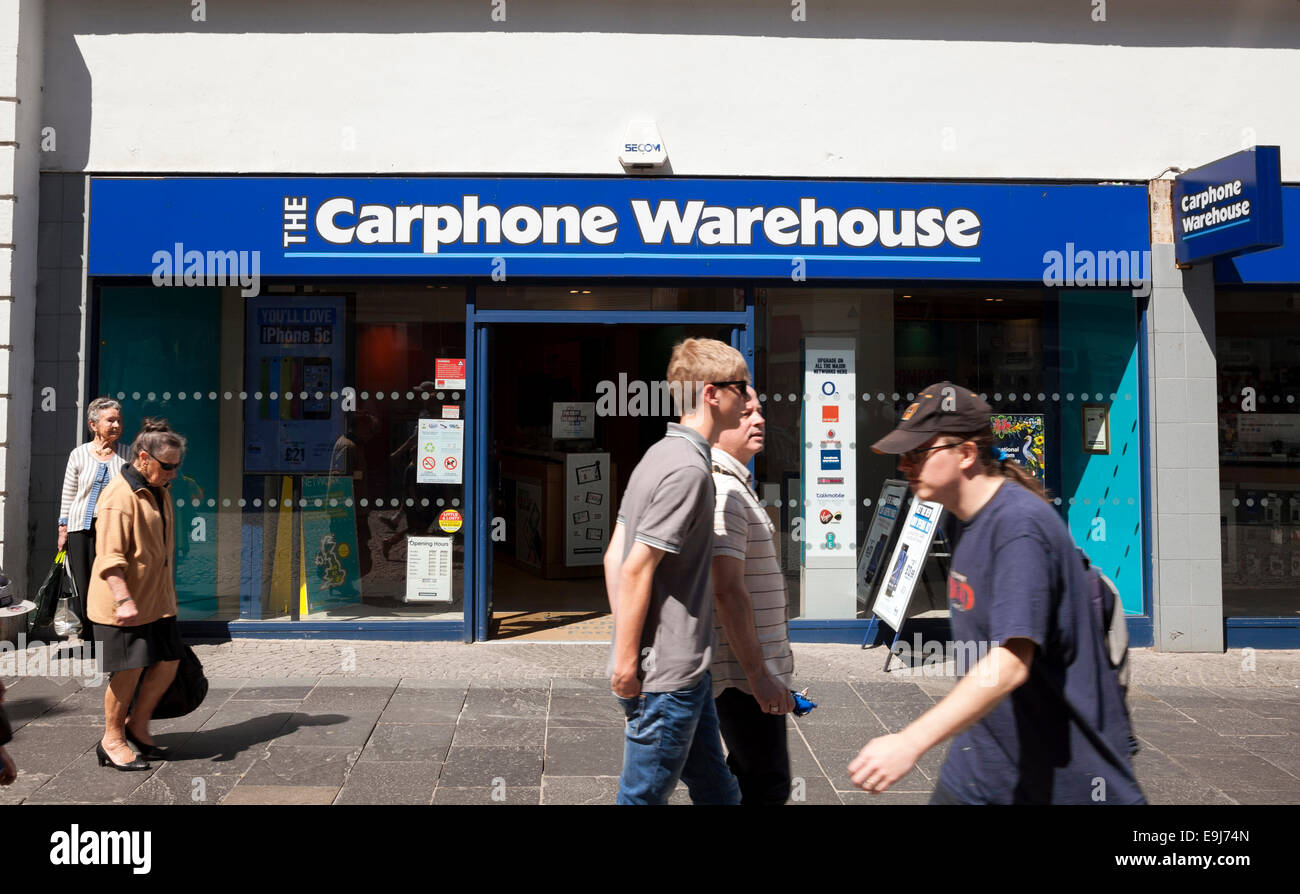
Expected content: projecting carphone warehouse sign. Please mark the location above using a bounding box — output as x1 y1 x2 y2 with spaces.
1172 146 1283 265
88 177 1148 281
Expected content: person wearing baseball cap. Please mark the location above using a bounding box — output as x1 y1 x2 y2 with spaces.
870 382 1047 513
850 382 1144 804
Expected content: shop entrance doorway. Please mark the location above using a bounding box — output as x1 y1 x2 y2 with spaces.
480 320 744 641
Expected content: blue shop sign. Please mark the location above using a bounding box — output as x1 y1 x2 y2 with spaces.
88 177 1148 281
1215 186 1300 285
1173 146 1283 265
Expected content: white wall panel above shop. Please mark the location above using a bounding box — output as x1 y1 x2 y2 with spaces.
40 0 1300 180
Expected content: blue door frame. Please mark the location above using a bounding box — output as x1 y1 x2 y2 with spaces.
468 304 753 643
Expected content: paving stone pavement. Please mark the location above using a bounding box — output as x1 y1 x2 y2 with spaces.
1 641 1296 805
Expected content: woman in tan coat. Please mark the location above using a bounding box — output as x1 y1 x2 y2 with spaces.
88 419 186 771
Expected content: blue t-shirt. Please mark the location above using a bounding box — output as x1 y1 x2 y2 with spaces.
938 480 1144 805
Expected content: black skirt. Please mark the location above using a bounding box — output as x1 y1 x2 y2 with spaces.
97 616 184 674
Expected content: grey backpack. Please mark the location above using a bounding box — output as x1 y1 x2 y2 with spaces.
1080 550 1130 694
1079 550 1138 756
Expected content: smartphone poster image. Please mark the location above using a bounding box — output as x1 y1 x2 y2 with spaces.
885 543 909 597
244 296 347 474
303 358 332 420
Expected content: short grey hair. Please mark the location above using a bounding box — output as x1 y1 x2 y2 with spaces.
87 397 122 427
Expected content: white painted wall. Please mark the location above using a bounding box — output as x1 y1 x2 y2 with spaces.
1 0 43 596
38 0 1300 180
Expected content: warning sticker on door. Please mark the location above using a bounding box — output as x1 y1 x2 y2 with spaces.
417 418 464 484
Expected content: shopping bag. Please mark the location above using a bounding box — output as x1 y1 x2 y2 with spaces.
30 551 75 633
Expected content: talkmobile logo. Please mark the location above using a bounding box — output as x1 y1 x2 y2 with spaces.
50 825 151 874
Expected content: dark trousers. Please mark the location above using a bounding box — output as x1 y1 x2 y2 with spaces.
715 686 791 805
63 527 97 655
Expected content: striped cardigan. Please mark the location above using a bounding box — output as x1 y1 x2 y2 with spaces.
58 441 132 533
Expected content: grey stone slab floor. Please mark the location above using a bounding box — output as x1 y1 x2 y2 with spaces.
1 641 1296 805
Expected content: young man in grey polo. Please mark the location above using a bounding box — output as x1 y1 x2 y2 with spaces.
603 337 749 805
711 386 796 805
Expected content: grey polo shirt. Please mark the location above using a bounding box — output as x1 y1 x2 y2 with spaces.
606 422 717 693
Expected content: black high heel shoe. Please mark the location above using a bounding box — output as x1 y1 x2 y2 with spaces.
124 729 170 762
96 741 151 771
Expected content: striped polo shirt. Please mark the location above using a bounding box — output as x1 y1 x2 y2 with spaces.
709 446 794 696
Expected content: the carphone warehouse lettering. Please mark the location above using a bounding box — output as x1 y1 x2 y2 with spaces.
288 195 983 255
1178 178 1251 235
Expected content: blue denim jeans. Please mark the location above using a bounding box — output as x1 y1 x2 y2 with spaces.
615 672 741 805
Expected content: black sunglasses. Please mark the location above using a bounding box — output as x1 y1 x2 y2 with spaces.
146 450 181 472
901 441 965 464
711 380 749 393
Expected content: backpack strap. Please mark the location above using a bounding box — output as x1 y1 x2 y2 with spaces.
1030 661 1135 776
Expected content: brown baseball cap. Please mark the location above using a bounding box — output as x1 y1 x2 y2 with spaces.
871 382 994 455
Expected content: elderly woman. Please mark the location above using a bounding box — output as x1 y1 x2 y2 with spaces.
87 418 186 771
58 397 131 650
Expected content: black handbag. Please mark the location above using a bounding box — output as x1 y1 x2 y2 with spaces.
30 551 75 633
148 644 209 719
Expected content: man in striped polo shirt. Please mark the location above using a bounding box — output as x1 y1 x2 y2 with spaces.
711 386 796 805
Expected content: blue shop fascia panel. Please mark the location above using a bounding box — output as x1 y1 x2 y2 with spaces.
88 176 1150 282
1215 185 1300 285
87 176 1156 644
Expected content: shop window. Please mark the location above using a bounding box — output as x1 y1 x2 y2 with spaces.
756 287 1146 623
98 286 226 621
1217 290 1300 618
95 283 468 623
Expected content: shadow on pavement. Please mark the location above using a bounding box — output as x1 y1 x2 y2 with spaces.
157 713 349 764
4 696 64 727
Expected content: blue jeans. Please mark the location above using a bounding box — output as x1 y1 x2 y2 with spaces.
615 672 741 805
